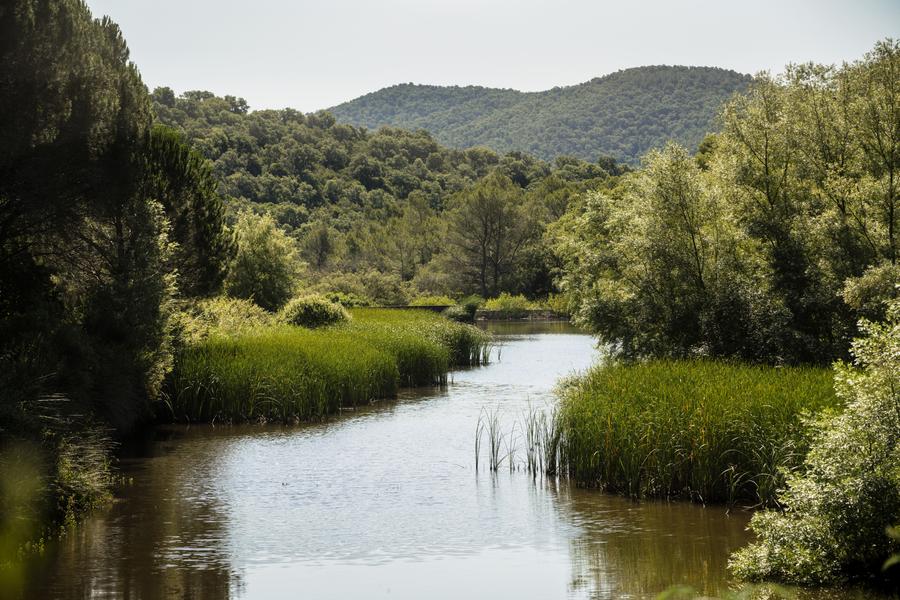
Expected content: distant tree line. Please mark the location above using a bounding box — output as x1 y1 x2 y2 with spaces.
152 91 627 303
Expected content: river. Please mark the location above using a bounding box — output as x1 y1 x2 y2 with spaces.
20 322 755 599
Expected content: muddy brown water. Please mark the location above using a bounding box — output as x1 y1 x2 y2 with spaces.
16 322 786 599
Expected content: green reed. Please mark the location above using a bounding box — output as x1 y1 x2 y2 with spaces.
165 308 490 423
556 360 840 506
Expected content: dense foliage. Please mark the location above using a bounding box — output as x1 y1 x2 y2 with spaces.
279 294 350 328
224 211 300 311
0 0 231 556
330 66 752 165
152 89 623 301
555 42 900 364
730 297 900 586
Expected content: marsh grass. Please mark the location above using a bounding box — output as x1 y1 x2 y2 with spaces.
557 360 839 505
475 403 560 476
165 308 490 423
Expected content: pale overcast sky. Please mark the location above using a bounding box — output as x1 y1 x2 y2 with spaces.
84 0 899 112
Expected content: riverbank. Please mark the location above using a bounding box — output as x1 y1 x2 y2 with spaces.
11 321 756 600
0 306 489 580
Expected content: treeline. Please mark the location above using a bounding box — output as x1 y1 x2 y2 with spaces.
554 43 900 365
329 66 752 165
152 90 626 304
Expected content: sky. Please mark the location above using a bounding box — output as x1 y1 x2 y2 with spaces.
85 0 900 113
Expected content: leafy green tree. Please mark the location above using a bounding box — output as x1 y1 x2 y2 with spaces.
446 174 538 297
0 0 181 429
555 144 764 358
144 125 232 297
225 211 301 311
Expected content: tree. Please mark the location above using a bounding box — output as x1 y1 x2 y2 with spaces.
225 211 301 311
0 0 182 429
144 125 232 297
555 144 759 358
445 174 537 297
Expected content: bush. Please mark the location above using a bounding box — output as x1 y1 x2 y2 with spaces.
558 360 839 505
730 298 900 586
540 293 571 316
442 304 471 322
224 211 302 311
460 295 485 312
279 295 349 328
174 297 275 344
483 293 534 317
409 295 455 307
323 291 372 307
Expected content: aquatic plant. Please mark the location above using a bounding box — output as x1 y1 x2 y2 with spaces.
556 360 839 505
165 308 490 423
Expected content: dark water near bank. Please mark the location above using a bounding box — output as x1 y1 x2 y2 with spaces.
19 323 761 599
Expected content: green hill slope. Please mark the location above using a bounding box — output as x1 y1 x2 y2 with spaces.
330 66 752 164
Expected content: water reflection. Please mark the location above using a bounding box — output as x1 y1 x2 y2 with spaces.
16 322 772 600
554 483 751 598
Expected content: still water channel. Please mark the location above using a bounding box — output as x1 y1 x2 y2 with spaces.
22 322 755 599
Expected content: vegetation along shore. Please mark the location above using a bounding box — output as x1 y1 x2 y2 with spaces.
1 0 898 595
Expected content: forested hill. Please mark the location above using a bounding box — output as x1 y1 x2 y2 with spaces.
329 66 752 165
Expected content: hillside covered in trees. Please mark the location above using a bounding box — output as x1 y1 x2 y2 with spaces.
151 90 625 304
329 66 752 165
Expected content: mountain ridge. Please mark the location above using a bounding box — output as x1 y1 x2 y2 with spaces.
329 65 753 164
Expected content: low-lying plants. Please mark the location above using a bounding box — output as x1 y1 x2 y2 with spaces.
279 294 350 328
164 308 490 423
556 360 839 505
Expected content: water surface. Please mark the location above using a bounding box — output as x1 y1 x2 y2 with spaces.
20 322 756 599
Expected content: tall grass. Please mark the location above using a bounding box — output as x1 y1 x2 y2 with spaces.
556 360 840 506
165 308 490 423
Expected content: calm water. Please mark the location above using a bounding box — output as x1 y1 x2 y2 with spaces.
19 322 756 599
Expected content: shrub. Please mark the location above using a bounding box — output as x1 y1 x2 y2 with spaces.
483 293 534 317
730 298 900 586
174 297 275 344
558 360 839 505
409 295 455 307
279 295 349 328
460 295 485 312
443 304 471 322
323 291 371 307
541 293 571 316
224 211 302 311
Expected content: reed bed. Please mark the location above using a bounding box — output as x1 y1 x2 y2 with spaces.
165 308 490 423
556 360 839 506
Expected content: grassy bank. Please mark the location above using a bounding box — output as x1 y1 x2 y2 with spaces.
557 360 839 505
165 308 490 423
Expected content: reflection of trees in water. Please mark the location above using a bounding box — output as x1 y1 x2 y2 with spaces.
26 432 242 600
548 481 752 599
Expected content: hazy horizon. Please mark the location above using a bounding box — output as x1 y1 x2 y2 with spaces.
85 0 899 112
